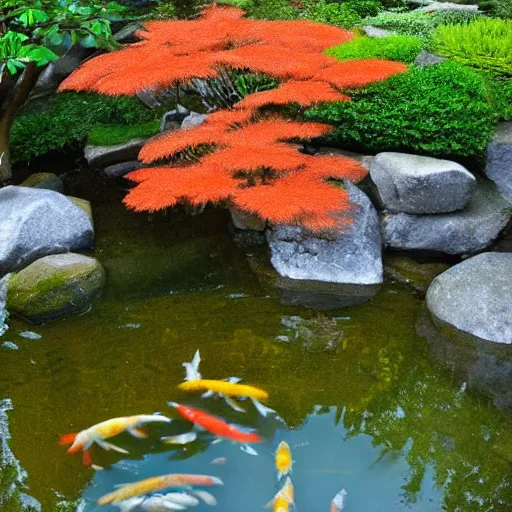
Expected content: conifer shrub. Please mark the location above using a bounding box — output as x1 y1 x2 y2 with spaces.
434 18 512 76
306 62 497 159
326 35 422 63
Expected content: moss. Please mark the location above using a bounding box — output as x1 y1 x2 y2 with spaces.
87 120 161 147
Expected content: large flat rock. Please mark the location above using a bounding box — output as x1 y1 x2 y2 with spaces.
0 186 94 275
267 182 383 285
370 152 475 214
84 138 147 168
426 252 512 343
382 181 511 254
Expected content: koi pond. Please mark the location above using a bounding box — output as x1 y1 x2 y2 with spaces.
2 172 512 511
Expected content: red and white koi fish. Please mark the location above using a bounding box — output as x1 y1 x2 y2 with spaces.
168 402 262 444
98 473 223 505
330 489 348 512
59 414 171 466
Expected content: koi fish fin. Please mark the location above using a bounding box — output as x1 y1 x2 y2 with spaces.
127 427 149 439
201 390 215 399
168 401 179 408
250 397 276 418
82 449 93 467
183 349 201 381
227 377 242 384
191 490 218 506
240 444 258 456
96 439 129 454
59 433 77 445
224 396 246 413
264 497 275 509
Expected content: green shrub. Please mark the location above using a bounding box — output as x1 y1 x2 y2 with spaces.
11 93 161 162
434 18 512 76
87 120 161 146
344 0 383 18
326 34 422 63
488 78 512 121
152 0 176 19
247 0 300 20
478 0 512 19
305 62 497 159
300 0 361 28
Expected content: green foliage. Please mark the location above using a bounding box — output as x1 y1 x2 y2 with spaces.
434 18 512 76
0 1 125 79
488 77 512 121
479 0 512 18
88 119 161 146
363 10 478 40
326 34 422 63
247 0 299 20
305 62 497 159
11 92 160 161
344 0 383 18
152 0 177 19
299 0 361 28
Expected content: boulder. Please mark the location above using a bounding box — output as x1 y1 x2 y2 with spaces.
19 172 64 193
103 161 143 179
267 182 383 285
361 26 395 38
370 152 475 214
485 122 512 202
382 181 511 255
7 253 105 324
418 2 480 12
136 88 162 109
0 187 94 275
181 112 207 129
84 138 147 168
426 252 512 343
161 105 189 131
67 196 93 225
415 50 447 67
229 207 267 231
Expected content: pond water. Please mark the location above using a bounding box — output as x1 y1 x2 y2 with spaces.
1 172 512 511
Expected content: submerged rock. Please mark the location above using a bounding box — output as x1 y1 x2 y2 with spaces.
0 186 94 275
486 122 512 202
19 173 64 193
7 253 105 324
267 182 383 285
103 161 143 179
229 207 267 231
382 181 511 254
426 252 512 344
370 152 475 214
84 138 148 168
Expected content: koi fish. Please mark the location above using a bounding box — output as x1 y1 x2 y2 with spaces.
168 402 262 444
59 414 171 466
210 457 227 465
276 441 293 479
330 489 347 512
98 474 223 505
179 350 275 417
265 477 295 511
191 489 218 506
161 432 197 445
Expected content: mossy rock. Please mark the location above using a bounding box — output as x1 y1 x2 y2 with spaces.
7 253 105 324
19 172 64 193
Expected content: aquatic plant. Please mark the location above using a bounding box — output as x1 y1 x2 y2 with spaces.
60 5 406 231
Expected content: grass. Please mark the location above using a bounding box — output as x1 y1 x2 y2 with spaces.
87 119 161 146
434 18 512 76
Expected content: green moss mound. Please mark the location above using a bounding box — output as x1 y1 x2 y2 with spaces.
305 62 497 160
87 120 161 146
326 35 423 63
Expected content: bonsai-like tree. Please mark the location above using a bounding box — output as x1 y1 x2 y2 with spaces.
0 0 125 181
60 5 406 231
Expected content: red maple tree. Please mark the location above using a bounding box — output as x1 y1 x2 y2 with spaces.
60 5 406 231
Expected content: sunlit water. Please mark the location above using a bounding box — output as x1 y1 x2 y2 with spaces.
1 172 512 511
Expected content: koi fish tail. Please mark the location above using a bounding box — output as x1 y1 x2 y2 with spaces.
183 349 202 381
59 433 77 445
223 395 246 413
82 449 93 467
250 397 277 418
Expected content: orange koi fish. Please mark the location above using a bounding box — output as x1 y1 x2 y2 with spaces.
330 489 348 512
98 473 223 505
169 401 262 444
59 414 171 466
276 441 293 479
179 350 273 415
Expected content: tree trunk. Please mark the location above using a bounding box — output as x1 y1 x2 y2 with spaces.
0 63 43 183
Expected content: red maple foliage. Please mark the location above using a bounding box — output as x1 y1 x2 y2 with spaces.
60 4 407 231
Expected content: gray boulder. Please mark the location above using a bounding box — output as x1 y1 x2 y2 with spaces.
0 186 94 275
7 253 105 324
426 252 512 343
382 181 511 254
103 161 143 179
362 26 395 38
415 50 447 67
161 105 189 132
370 152 475 213
19 172 64 193
418 2 480 12
181 112 207 129
84 138 147 168
267 182 383 285
486 122 512 201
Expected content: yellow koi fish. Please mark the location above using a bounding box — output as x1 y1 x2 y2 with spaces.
276 441 293 479
265 477 295 511
60 414 171 466
178 350 274 416
98 473 223 505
